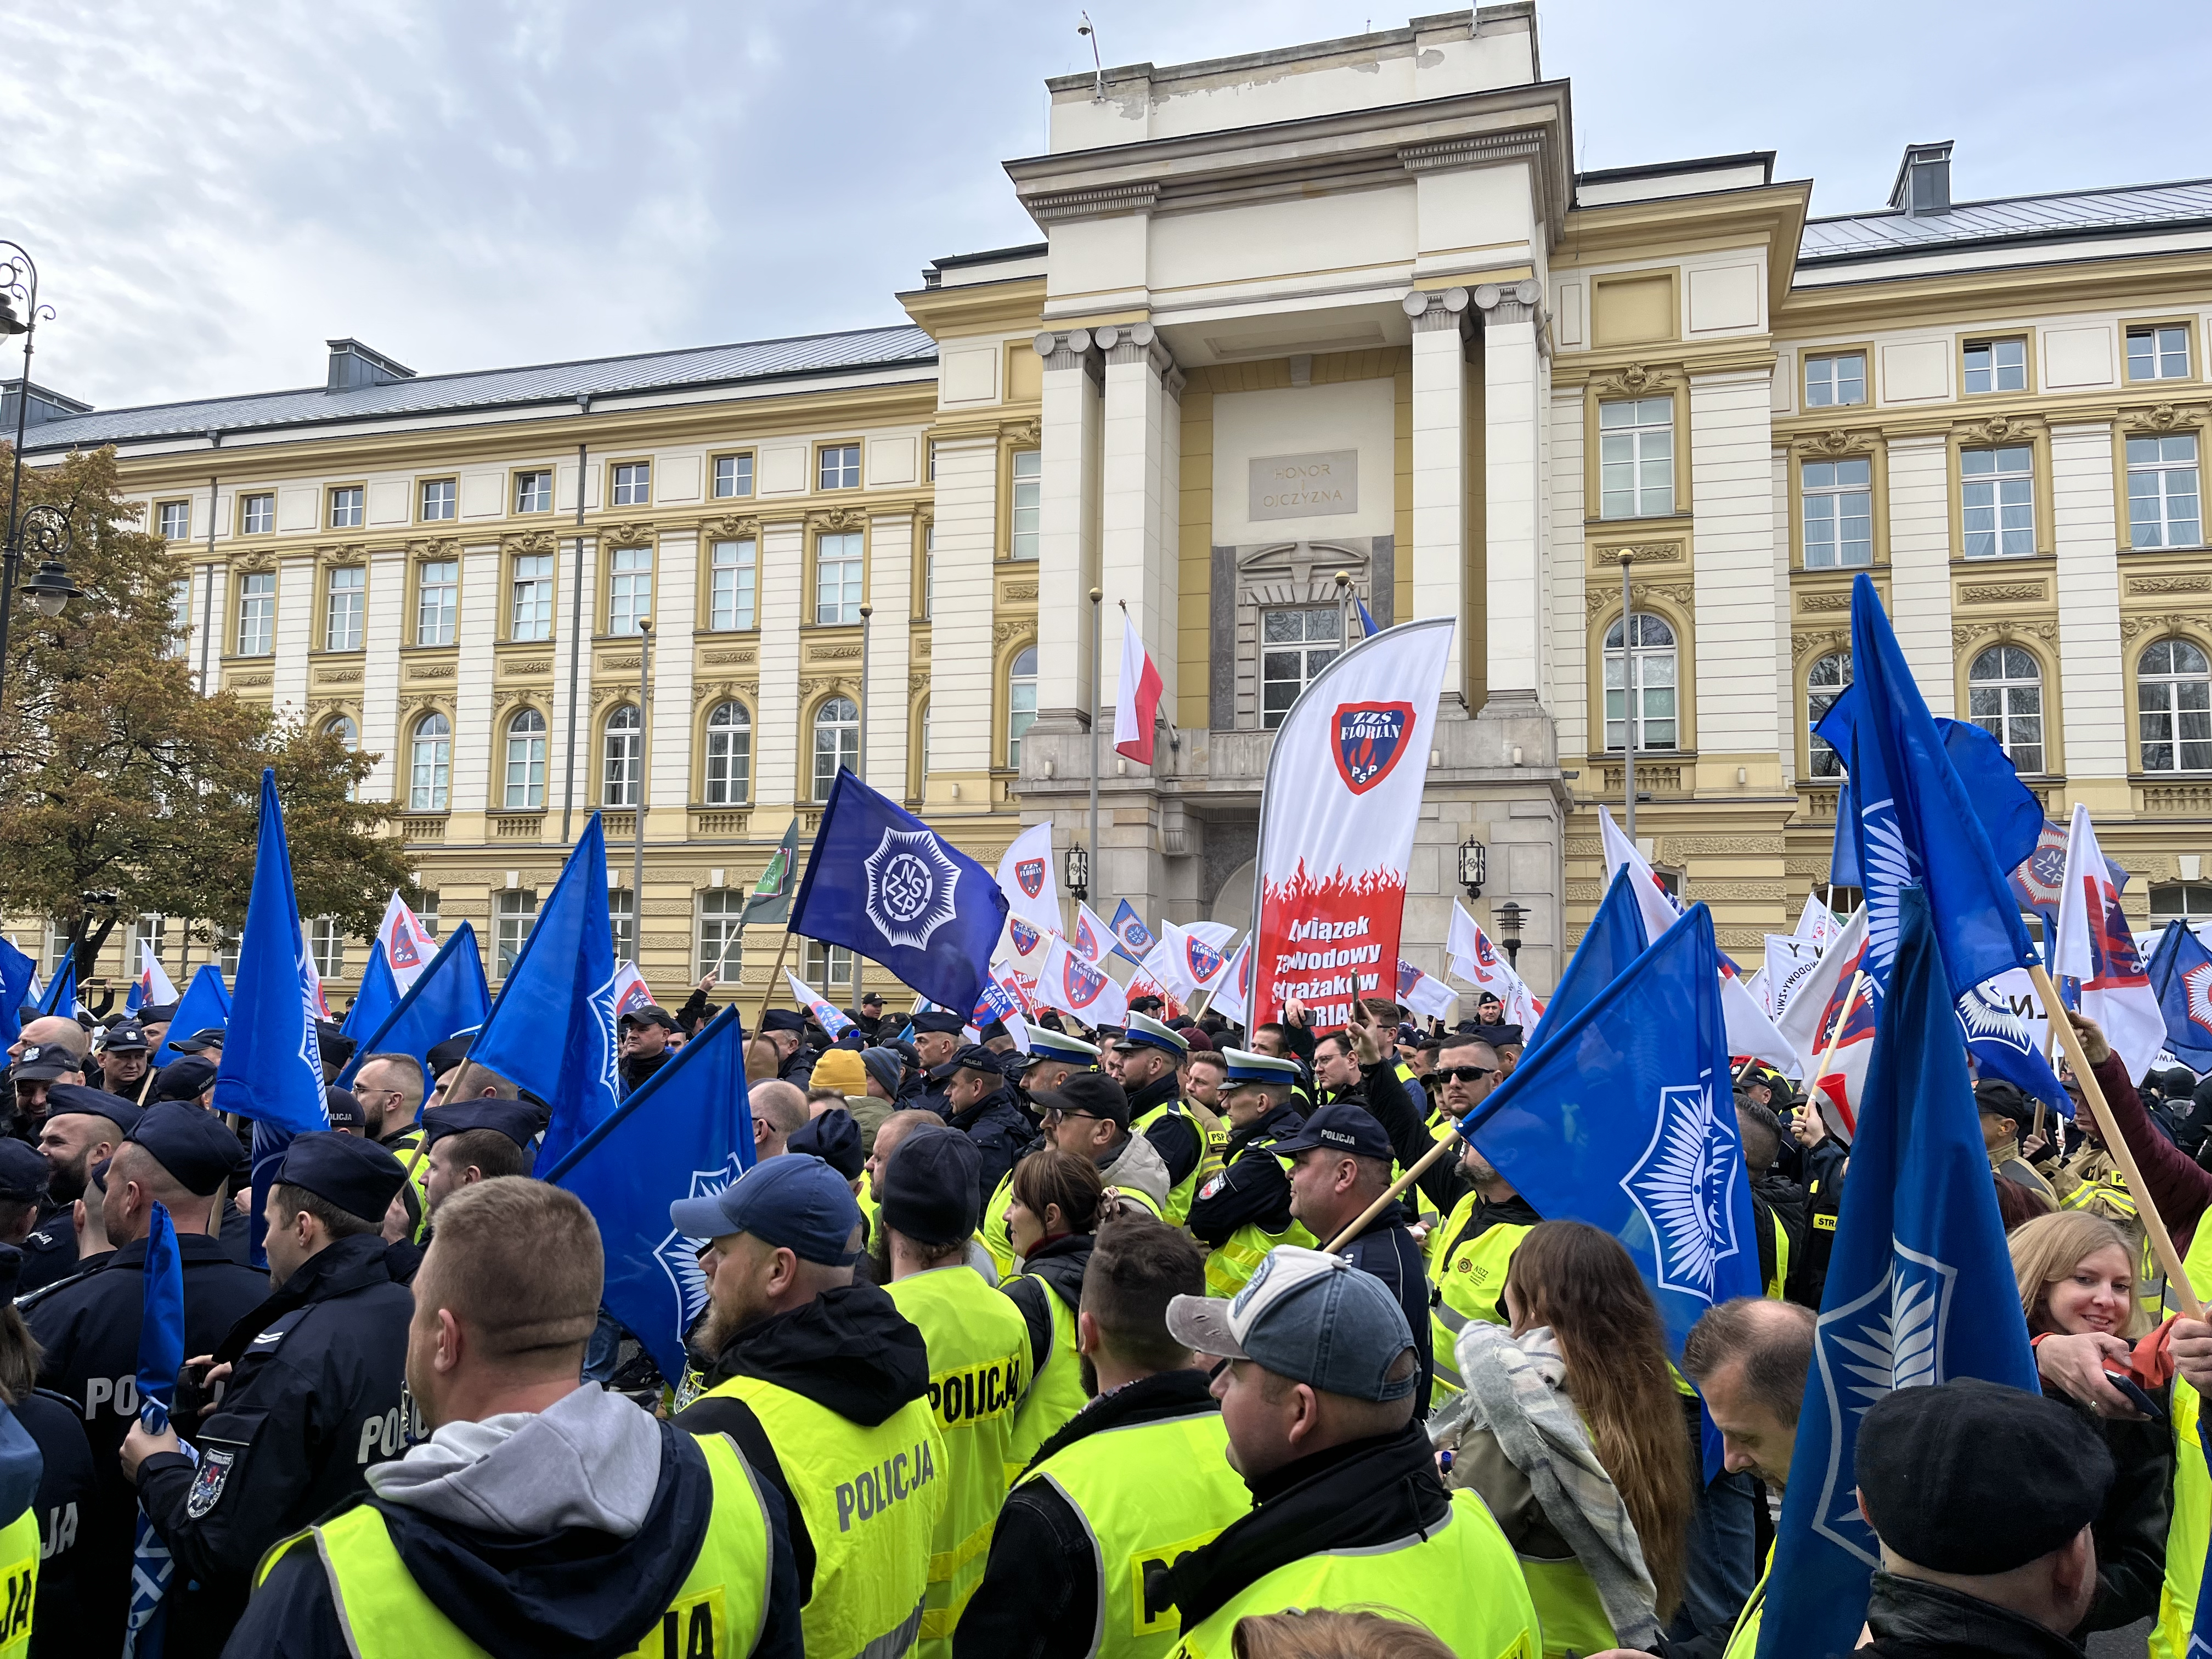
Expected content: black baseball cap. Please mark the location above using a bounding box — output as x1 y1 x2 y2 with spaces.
173 1027 227 1054
0 1141 47 1203
10 1044 80 1082
148 1057 218 1104
669 1154 860 1264
788 1107 865 1179
947 1043 1001 1077
1274 1101 1393 1161
1029 1070 1130 1128
879 1127 981 1248
99 1022 150 1053
619 1005 679 1032
275 1131 408 1224
323 1087 367 1132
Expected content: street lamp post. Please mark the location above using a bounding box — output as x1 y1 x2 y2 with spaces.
1064 842 1089 904
1492 900 1528 970
0 242 81 713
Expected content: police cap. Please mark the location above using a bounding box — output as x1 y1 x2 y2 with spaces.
947 1043 1001 1077
173 1027 227 1054
10 1044 79 1082
425 1034 475 1077
275 1131 409 1224
909 1011 967 1037
787 1107 865 1179
42 1083 144 1135
127 1102 249 1197
1274 1101 1392 1162
760 1009 810 1035
1470 1023 1524 1049
139 1001 181 1025
315 1022 357 1070
1030 1069 1128 1128
0 1141 46 1204
423 1097 540 1150
99 1022 150 1053
619 1004 679 1032
148 1057 218 1105
323 1087 367 1132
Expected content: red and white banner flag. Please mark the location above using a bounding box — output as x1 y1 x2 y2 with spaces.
1251 616 1454 1033
1395 958 1456 1023
1599 808 1683 944
1126 968 1184 1022
1213 936 1255 1024
1039 934 1130 1026
1114 610 1165 766
2054 803 2164 1082
995 821 1062 945
376 889 437 994
1071 901 1113 963
1144 919 1237 1002
784 969 855 1042
612 961 656 1018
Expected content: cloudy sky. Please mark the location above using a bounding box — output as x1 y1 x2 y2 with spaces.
7 0 2207 412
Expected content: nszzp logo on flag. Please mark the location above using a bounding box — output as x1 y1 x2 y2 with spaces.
864 827 962 951
1015 858 1047 899
1009 916 1042 956
1330 702 1415 795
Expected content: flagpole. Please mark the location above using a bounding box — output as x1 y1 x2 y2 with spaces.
1620 551 1635 840
2034 965 2202 1319
1088 586 1101 919
632 620 651 957
754 929 797 1035
561 437 588 844
853 606 870 1021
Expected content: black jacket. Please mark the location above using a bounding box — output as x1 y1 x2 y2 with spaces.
20 1388 95 1659
1002 1233 1091 1383
1857 1572 2086 1658
2051 1382 2171 1633
1126 1072 1202 1190
1186 1102 1305 1249
136 1233 417 1656
777 1046 817 1091
674 1282 932 1605
620 1046 674 1095
1750 1171 1809 1299
13 1209 77 1296
1334 1210 1432 1419
954 1370 1226 1659
950 1084 1032 1200
1355 1057 1467 1216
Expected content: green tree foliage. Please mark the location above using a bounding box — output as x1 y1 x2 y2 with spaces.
0 445 414 982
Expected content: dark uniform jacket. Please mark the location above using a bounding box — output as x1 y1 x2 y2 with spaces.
949 1084 1032 1200
1126 1071 1202 1192
1186 1101 1306 1249
19 1389 95 1659
1859 1571 2087 1658
12 1210 77 1297
777 1045 817 1091
136 1232 416 1655
1332 1210 1433 1419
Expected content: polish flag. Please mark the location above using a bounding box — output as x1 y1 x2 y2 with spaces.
1114 611 1165 766
2054 803 2165 1083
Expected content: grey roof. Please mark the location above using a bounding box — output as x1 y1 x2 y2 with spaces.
1801 177 2212 265
23 323 938 453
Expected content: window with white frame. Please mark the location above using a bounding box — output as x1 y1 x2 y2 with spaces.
816 533 863 625
704 701 750 804
324 566 365 651
510 552 554 641
1964 338 2027 395
608 545 652 635
241 493 275 535
1961 446 2035 558
1604 612 1679 752
157 501 190 541
2139 637 2212 774
1802 458 1873 568
1261 608 1342 730
324 715 359 800
217 929 241 977
698 890 744 979
709 540 755 631
1598 398 1674 519
612 462 651 507
2128 325 2191 383
2128 435 2202 549
608 888 635 962
1968 645 2044 773
494 890 537 978
417 560 459 645
309 916 347 979
1011 450 1041 559
603 706 642 807
2151 883 2212 921
713 454 754 499
237 571 276 655
420 478 458 522
167 580 191 659
1803 353 1866 409
1807 650 1852 778
131 912 166 974
406 888 439 936
818 444 860 490
813 697 859 799
504 708 547 809
1008 646 1037 769
329 487 364 529
922 526 934 620
515 470 554 513
410 713 452 811
42 919 67 978
802 939 853 995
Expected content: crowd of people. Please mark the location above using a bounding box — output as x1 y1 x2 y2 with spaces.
0 973 2208 1658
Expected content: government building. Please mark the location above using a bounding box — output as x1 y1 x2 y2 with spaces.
14 3 2212 1008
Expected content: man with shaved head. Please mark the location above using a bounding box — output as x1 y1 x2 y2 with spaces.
751 1079 810 1162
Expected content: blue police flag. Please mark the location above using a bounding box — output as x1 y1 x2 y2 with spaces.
1355 596 1380 639
341 941 400 1047
469 812 619 1172
126 1200 186 1658
1757 888 2039 1658
35 950 76 1018
1527 865 1649 1053
1462 901 1757 1361
2148 919 2212 1071
1107 900 1156 967
1955 978 2073 1118
0 937 34 1052
159 965 232 1064
334 923 490 1090
788 768 1009 1014
551 1005 755 1386
211 771 330 1137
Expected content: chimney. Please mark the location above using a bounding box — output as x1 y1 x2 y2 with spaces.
326 339 416 391
0 380 92 430
1887 140 1954 218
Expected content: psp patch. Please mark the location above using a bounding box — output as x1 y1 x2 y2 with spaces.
1331 701 1415 795
187 1447 237 1518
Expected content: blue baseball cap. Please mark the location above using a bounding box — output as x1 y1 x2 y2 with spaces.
1167 1245 1417 1403
669 1154 861 1266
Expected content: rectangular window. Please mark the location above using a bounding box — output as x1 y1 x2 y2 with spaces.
242 493 276 535
1011 450 1041 559
2129 435 2203 549
324 566 365 651
416 560 459 646
1261 607 1343 730
608 545 653 634
515 470 554 514
802 939 854 994
698 890 743 979
1803 353 1866 409
218 929 241 978
816 532 864 624
510 553 555 640
308 916 347 979
709 540 757 631
712 453 754 499
612 462 651 506
407 888 440 936
608 889 635 963
922 526 934 620
329 486 365 529
1801 458 1874 568
1963 337 2028 395
494 890 538 979
2128 325 2191 383
157 501 190 541
1598 398 1674 520
167 579 191 659
131 913 167 973
236 571 276 655
1961 446 2036 558
818 443 861 490
420 478 458 522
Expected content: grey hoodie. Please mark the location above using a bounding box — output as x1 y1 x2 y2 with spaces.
1099 1124 1173 1211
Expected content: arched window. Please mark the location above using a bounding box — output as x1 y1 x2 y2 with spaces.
2139 637 2212 774
603 705 642 808
813 697 859 799
324 715 360 803
504 708 547 809
409 713 451 812
1968 645 2044 774
1008 647 1037 770
1806 651 1852 779
704 701 751 805
1602 612 1677 752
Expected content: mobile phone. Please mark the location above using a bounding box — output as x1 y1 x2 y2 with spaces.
2103 1370 2165 1421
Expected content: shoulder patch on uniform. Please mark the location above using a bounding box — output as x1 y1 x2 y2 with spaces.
187 1447 236 1517
1197 1172 1227 1201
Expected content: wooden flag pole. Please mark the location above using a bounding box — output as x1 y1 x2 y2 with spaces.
1809 969 1866 1087
1326 1130 1460 1254
2031 962 2200 1320
753 929 798 1035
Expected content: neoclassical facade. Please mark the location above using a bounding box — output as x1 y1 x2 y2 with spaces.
17 3 2212 1005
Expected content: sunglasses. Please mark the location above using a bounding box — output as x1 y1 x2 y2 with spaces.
1438 1064 1496 1084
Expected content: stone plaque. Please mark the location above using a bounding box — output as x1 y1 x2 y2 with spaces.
1249 450 1357 521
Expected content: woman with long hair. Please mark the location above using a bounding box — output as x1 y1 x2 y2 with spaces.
2009 1209 2170 1632
1430 1220 1694 1658
998 1149 1104 1479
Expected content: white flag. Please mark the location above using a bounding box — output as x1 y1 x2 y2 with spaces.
1599 808 1683 944
1775 908 1868 1071
1792 892 1841 949
1144 919 1236 1002
1395 958 1456 1023
1722 970 1799 1075
1071 901 1115 963
995 822 1062 943
1762 934 1826 1028
133 939 180 1012
2053 803 2164 1083
784 970 856 1042
612 961 656 1019
1037 934 1129 1026
376 889 437 993
1214 937 1254 1024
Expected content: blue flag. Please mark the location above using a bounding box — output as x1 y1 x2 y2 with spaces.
36 951 76 1018
470 814 619 1172
1529 866 1649 1052
210 771 329 1138
1814 575 2039 1005
1757 888 2039 1657
334 923 490 1090
0 938 34 1053
1462 902 1758 1362
1954 979 2073 1118
788 768 1009 1013
1355 596 1380 639
2149 919 2212 1071
1108 901 1156 967
159 966 232 1064
126 1201 187 1658
342 941 400 1046
552 1006 755 1386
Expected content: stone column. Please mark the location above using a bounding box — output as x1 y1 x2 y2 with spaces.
1031 329 1103 733
1094 323 1178 746
1404 286 1472 708
1474 279 1547 720
926 435 999 803
754 518 805 809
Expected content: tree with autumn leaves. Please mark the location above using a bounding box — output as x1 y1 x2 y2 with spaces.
0 444 413 995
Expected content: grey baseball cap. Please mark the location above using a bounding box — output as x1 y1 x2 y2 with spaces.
1166 1245 1417 1403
